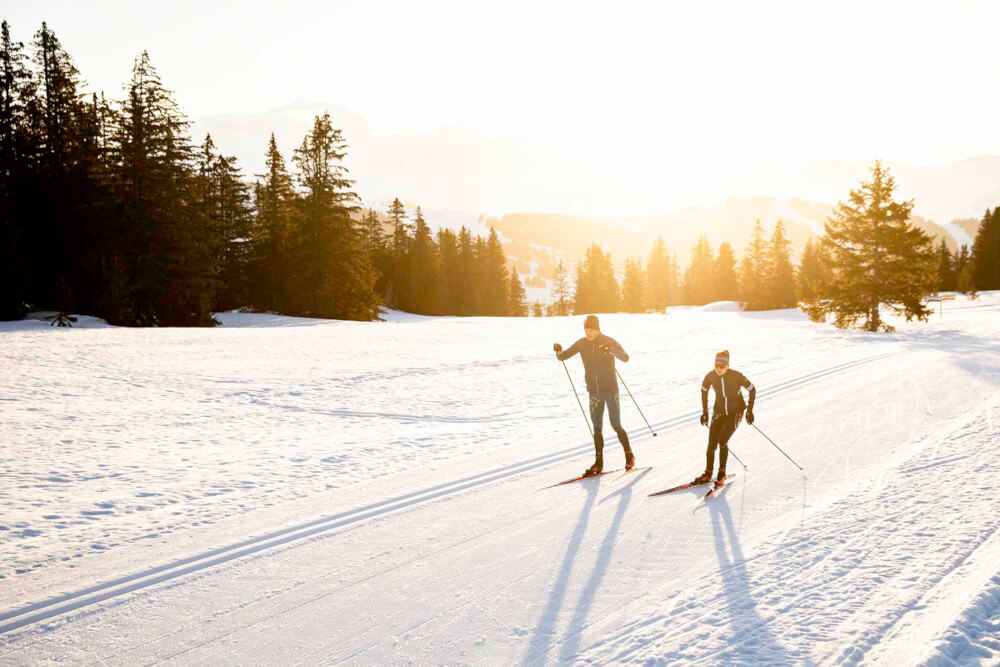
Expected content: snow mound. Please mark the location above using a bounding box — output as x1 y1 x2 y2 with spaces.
698 301 742 312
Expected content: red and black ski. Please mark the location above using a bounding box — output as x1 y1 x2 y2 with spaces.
541 469 622 489
648 478 712 497
700 474 737 501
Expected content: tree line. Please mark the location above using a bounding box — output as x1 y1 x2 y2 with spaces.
2 23 996 328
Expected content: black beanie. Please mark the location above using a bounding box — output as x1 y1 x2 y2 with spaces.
715 349 730 364
584 315 600 330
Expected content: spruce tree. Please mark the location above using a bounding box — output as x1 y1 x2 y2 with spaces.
0 21 34 319
714 242 739 302
807 161 937 331
112 51 215 326
935 237 956 292
971 207 999 290
646 237 669 311
456 226 478 315
621 257 645 313
409 206 442 314
532 301 543 317
508 269 527 316
551 258 572 316
768 220 798 309
198 134 253 311
253 133 295 313
483 227 509 316
290 112 379 320
683 236 715 305
437 227 459 314
955 244 974 294
386 197 410 309
739 220 770 311
797 239 828 306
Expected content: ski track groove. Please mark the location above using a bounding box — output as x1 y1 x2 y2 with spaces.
0 348 909 637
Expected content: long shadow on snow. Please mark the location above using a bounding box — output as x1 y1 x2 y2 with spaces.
552 474 644 663
521 474 621 666
707 492 792 664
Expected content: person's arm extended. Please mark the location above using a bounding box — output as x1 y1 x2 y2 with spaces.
701 374 711 416
555 339 580 361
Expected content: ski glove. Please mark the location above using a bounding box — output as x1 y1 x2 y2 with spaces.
746 410 755 425
553 343 562 353
700 412 709 426
598 344 611 355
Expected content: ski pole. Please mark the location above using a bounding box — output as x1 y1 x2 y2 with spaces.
615 367 657 437
726 446 748 470
752 424 804 470
560 359 593 436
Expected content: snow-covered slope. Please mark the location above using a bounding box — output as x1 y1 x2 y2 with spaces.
1 296 999 664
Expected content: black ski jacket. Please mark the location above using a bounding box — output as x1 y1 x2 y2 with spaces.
701 369 755 417
557 335 628 394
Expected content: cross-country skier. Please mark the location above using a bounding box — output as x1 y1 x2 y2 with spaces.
553 314 635 476
694 350 756 487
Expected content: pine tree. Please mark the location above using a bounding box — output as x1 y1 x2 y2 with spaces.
532 301 543 317
198 134 253 311
112 51 215 326
714 242 739 302
386 197 410 309
456 226 478 315
574 245 620 313
551 258 572 316
807 161 937 331
253 133 295 313
797 239 828 305
409 206 442 314
483 226 509 316
621 257 645 313
739 220 770 311
507 269 527 316
935 236 956 292
646 237 670 311
971 207 1000 290
437 227 459 314
955 244 975 294
667 252 682 306
290 112 379 320
683 236 715 305
0 21 35 319
768 220 798 309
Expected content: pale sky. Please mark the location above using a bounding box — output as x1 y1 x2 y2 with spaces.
5 1 1000 215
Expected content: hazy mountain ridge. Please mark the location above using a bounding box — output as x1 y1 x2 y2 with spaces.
492 197 968 285
193 101 1000 229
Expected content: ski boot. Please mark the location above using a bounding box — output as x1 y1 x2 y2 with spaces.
583 458 604 477
692 470 712 485
624 450 635 470
713 469 727 489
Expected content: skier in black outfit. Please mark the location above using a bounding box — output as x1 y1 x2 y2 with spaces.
554 314 635 476
694 349 756 486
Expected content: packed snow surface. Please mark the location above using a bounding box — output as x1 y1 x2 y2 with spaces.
2 295 1000 664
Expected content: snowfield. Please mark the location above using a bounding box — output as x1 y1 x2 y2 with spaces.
1 295 999 664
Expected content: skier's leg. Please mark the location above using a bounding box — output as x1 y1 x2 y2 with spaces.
716 414 739 478
704 416 722 477
607 393 633 465
586 394 606 474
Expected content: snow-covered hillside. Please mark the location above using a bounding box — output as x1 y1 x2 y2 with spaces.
2 296 999 664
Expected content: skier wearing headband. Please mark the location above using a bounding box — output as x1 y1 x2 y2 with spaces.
554 314 635 476
694 350 756 486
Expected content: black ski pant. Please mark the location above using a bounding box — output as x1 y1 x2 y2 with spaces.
590 392 631 460
705 411 740 473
